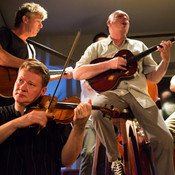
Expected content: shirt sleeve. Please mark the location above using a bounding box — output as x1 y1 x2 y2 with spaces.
0 104 20 125
141 43 157 74
170 75 175 85
75 43 99 68
0 27 11 49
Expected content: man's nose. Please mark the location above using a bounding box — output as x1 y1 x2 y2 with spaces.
20 82 27 91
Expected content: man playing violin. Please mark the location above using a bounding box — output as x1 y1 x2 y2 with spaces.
0 2 73 106
73 10 174 175
0 59 92 175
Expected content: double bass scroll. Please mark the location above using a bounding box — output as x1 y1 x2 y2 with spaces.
0 66 18 97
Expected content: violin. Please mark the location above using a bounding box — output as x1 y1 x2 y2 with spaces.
26 32 120 124
27 95 120 124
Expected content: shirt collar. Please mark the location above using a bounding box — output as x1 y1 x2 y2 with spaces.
24 96 43 114
106 35 128 48
105 36 113 45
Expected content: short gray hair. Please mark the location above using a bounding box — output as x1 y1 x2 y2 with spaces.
108 10 128 23
14 2 48 27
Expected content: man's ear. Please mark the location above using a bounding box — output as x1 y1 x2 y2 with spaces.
22 15 29 24
41 87 47 96
107 20 110 27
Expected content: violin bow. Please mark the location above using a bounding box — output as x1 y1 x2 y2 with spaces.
37 31 81 134
47 31 81 110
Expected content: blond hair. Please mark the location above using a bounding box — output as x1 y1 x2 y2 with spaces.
19 59 50 88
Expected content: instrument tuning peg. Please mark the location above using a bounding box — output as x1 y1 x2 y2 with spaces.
109 115 112 120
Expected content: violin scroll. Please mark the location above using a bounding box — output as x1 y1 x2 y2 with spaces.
97 106 120 119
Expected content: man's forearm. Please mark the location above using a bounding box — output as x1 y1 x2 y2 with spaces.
61 126 85 167
0 120 17 144
146 60 169 84
0 47 24 68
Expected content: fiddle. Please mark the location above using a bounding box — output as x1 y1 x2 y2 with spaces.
27 95 120 124
27 32 120 124
25 32 83 128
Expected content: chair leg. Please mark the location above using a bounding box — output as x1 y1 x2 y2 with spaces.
111 117 130 175
121 117 131 175
92 134 100 175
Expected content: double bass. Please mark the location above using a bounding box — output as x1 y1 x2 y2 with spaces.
0 66 18 97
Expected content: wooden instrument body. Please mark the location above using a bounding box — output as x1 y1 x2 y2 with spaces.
0 66 18 97
87 50 137 92
87 37 175 92
0 66 63 97
116 119 153 175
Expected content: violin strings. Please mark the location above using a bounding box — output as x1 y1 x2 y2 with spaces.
37 31 81 135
